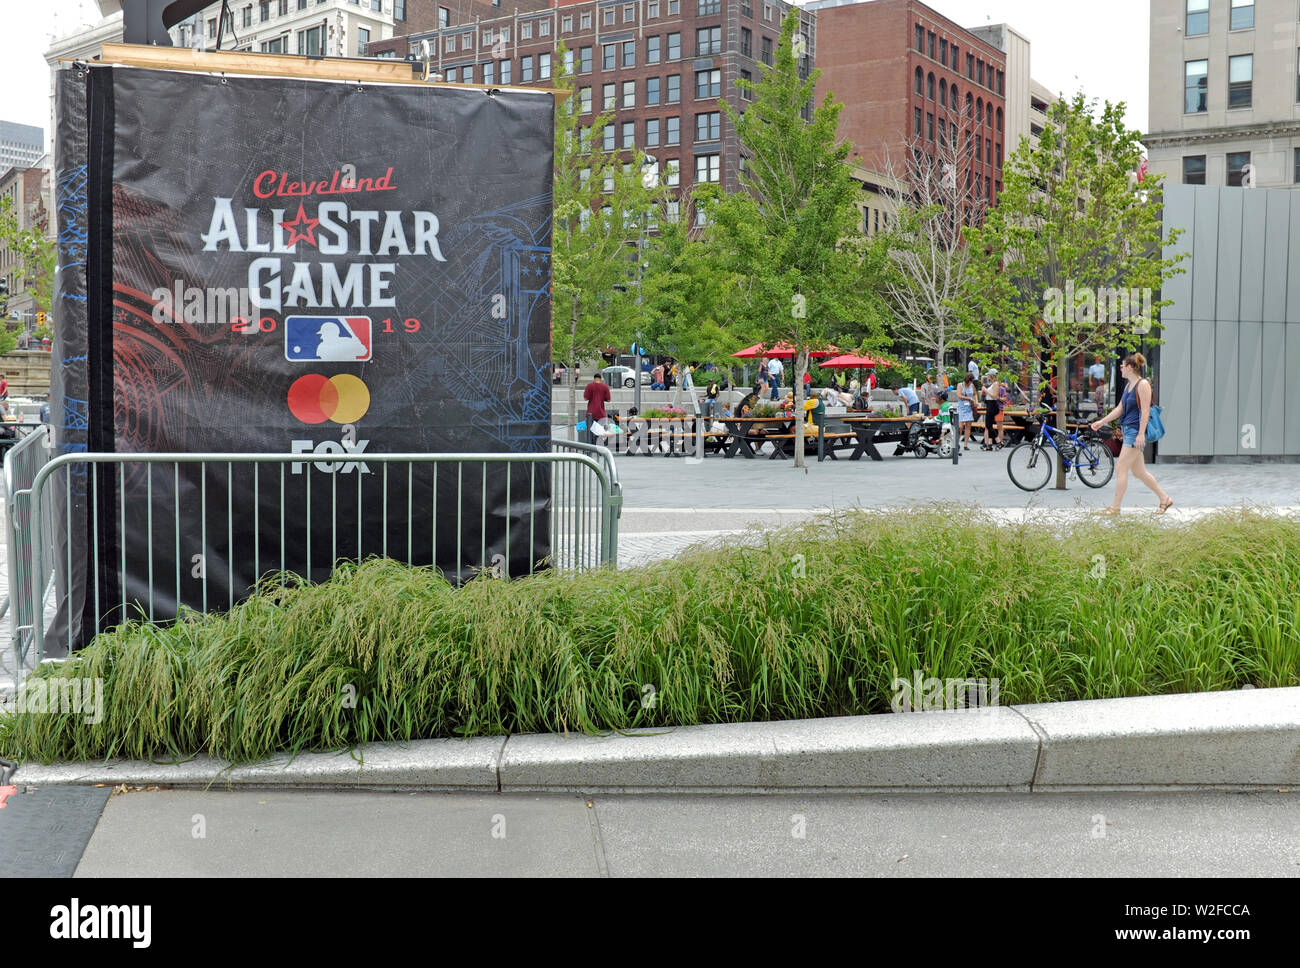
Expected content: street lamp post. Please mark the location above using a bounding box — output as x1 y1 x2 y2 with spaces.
634 153 659 416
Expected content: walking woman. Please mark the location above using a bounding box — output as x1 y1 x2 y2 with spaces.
956 372 977 451
1090 353 1173 515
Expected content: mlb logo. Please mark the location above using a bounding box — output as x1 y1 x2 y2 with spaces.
285 316 372 362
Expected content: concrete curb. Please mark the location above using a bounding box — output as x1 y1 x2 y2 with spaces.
12 687 1299 793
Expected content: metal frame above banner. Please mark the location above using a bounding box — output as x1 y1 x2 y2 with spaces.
86 43 568 97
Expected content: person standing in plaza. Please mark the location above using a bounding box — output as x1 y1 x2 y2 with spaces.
703 376 720 419
1090 353 1173 515
967 356 980 384
919 374 940 415
582 371 611 444
767 356 783 400
956 372 978 450
981 374 1004 450
897 383 921 416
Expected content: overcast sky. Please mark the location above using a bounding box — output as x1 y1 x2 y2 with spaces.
1 0 1149 150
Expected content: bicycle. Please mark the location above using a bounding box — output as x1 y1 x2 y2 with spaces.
1006 415 1115 491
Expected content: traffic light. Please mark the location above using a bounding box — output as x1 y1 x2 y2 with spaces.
36 311 47 327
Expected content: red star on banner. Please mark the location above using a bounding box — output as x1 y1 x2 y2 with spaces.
280 204 320 248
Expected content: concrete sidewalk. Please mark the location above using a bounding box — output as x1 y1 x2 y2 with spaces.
15 687 1300 794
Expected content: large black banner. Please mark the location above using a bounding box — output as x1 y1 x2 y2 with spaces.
53 65 553 650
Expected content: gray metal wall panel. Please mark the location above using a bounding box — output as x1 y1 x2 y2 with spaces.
1192 188 1220 321
1290 193 1300 323
1260 322 1285 455
1215 189 1243 323
1161 184 1195 321
1189 319 1216 455
1157 319 1192 455
1287 324 1300 455
1263 189 1291 323
1236 319 1262 455
1214 320 1240 453
1239 190 1267 324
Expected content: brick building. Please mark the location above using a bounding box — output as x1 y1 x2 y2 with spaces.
368 0 814 203
808 0 1007 211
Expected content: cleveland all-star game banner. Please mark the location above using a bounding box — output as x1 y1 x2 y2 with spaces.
52 64 553 652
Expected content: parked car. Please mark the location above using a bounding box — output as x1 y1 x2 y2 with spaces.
601 365 650 389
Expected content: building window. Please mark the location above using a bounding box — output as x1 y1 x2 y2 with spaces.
696 26 721 56
928 31 935 59
623 80 636 108
939 38 947 63
622 121 635 148
483 61 495 85
966 52 974 79
259 0 269 22
696 111 721 141
696 154 720 183
371 0 382 11
603 124 616 151
444 66 458 83
521 21 532 39
761 36 772 65
1182 155 1207 185
260 37 285 53
1297 48 1300 103
915 24 924 51
540 19 549 36
1228 54 1252 108
357 27 369 54
646 118 660 147
740 69 752 99
648 35 661 64
763 3 771 21
1185 59 1208 113
667 32 680 60
939 78 947 107
564 49 574 73
696 68 720 98
445 36 456 53
741 27 752 58
579 85 592 113
562 14 573 32
1230 0 1253 30
580 46 593 73
298 25 322 55
462 33 472 50
623 40 635 67
624 4 634 22
699 0 721 12
603 82 616 110
741 0 752 17
926 112 934 141
604 44 616 71
670 0 679 13
483 28 494 48
667 73 681 102
649 0 660 18
1295 148 1300 184
977 60 985 86
665 159 680 186
666 116 681 145
914 106 922 138
927 73 934 100
1227 151 1251 186
522 55 534 81
665 200 680 223
539 52 551 79
647 76 661 105
242 5 252 28
500 60 512 84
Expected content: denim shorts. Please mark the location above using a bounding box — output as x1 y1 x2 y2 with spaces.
1122 427 1139 448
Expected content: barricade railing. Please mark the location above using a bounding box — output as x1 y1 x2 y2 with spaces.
2 426 55 673
15 447 619 666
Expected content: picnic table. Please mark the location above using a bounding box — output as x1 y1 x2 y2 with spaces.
720 415 798 460
614 415 728 457
841 415 922 461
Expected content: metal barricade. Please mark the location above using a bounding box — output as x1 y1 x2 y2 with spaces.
16 447 619 664
2 426 55 674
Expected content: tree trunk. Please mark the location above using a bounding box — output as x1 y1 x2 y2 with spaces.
1054 353 1068 490
567 298 579 442
793 348 808 470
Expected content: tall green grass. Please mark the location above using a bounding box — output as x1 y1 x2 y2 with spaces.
3 506 1298 764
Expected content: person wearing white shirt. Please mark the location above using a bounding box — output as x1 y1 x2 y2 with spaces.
766 357 783 400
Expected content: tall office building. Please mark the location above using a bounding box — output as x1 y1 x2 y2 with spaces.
0 121 45 172
1146 0 1300 189
967 22 1055 157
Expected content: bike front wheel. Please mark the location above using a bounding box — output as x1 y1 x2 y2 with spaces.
1075 438 1116 488
1007 441 1052 491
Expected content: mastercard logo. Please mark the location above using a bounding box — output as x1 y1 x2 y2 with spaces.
287 373 370 425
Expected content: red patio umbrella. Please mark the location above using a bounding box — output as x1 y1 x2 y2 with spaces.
818 354 884 369
732 342 842 359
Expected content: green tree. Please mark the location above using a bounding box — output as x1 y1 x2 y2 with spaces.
963 93 1184 487
0 194 53 354
708 10 884 467
551 43 665 438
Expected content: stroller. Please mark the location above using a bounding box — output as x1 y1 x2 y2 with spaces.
898 414 953 458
